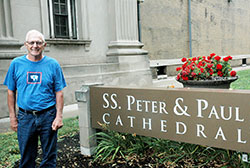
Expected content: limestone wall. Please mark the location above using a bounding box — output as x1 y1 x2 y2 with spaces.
10 0 109 65
0 0 152 118
141 0 250 60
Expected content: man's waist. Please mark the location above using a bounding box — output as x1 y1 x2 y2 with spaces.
19 105 56 115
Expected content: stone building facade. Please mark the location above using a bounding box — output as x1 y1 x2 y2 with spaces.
1 0 250 118
0 0 152 118
140 0 250 76
141 0 250 59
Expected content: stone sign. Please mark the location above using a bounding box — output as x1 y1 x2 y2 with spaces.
90 86 250 153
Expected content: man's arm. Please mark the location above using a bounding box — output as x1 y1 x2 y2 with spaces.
52 90 64 131
7 89 17 132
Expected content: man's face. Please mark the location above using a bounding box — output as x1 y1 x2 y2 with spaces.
25 34 46 57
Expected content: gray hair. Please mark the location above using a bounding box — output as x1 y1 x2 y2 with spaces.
25 30 45 42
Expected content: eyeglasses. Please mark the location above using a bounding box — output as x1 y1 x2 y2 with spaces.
26 41 44 46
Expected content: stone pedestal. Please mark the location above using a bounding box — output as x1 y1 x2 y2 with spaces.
75 83 103 156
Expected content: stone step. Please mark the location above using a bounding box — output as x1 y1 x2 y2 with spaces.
107 55 149 63
62 63 119 77
58 57 106 66
63 68 152 104
62 61 150 77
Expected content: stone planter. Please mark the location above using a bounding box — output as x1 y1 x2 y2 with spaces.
176 76 238 89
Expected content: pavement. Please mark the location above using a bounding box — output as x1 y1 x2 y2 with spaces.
1 65 250 134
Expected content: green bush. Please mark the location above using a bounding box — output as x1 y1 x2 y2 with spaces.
93 124 247 167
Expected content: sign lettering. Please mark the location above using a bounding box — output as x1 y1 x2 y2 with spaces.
90 86 250 153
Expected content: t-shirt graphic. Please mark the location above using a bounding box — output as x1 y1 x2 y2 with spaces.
27 72 42 84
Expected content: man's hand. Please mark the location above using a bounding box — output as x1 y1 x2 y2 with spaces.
10 117 18 132
7 89 17 132
52 116 63 131
53 90 64 131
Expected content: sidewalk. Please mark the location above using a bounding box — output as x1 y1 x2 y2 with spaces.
233 65 250 71
0 104 79 133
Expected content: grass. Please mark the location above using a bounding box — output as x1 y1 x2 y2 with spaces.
0 117 79 168
231 69 250 90
0 132 19 168
58 116 79 139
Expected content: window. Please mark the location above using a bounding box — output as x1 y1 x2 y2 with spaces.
48 0 77 39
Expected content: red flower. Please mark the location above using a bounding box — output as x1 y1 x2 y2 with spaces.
210 53 216 57
228 56 232 60
182 62 188 69
230 71 236 77
182 70 188 76
177 74 180 80
192 57 197 61
214 56 221 61
207 56 211 60
182 76 189 81
181 58 187 62
216 64 222 70
200 68 204 73
190 64 195 70
176 67 182 71
207 64 213 69
223 57 229 62
217 71 223 77
191 72 196 77
209 69 214 75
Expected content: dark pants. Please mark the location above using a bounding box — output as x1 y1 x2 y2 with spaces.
17 107 57 168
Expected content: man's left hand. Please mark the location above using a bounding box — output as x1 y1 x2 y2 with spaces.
52 116 63 131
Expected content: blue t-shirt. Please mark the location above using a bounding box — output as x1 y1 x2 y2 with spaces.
4 55 67 111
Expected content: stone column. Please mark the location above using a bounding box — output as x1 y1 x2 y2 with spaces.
107 0 148 62
106 0 152 86
0 0 24 75
0 0 12 39
75 83 103 156
0 0 24 58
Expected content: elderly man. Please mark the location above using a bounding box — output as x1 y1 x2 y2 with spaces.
4 30 66 168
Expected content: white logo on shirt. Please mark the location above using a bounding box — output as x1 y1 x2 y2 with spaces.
30 75 39 82
27 72 42 84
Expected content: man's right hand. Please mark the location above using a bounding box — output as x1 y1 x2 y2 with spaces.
7 89 17 132
10 117 18 132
